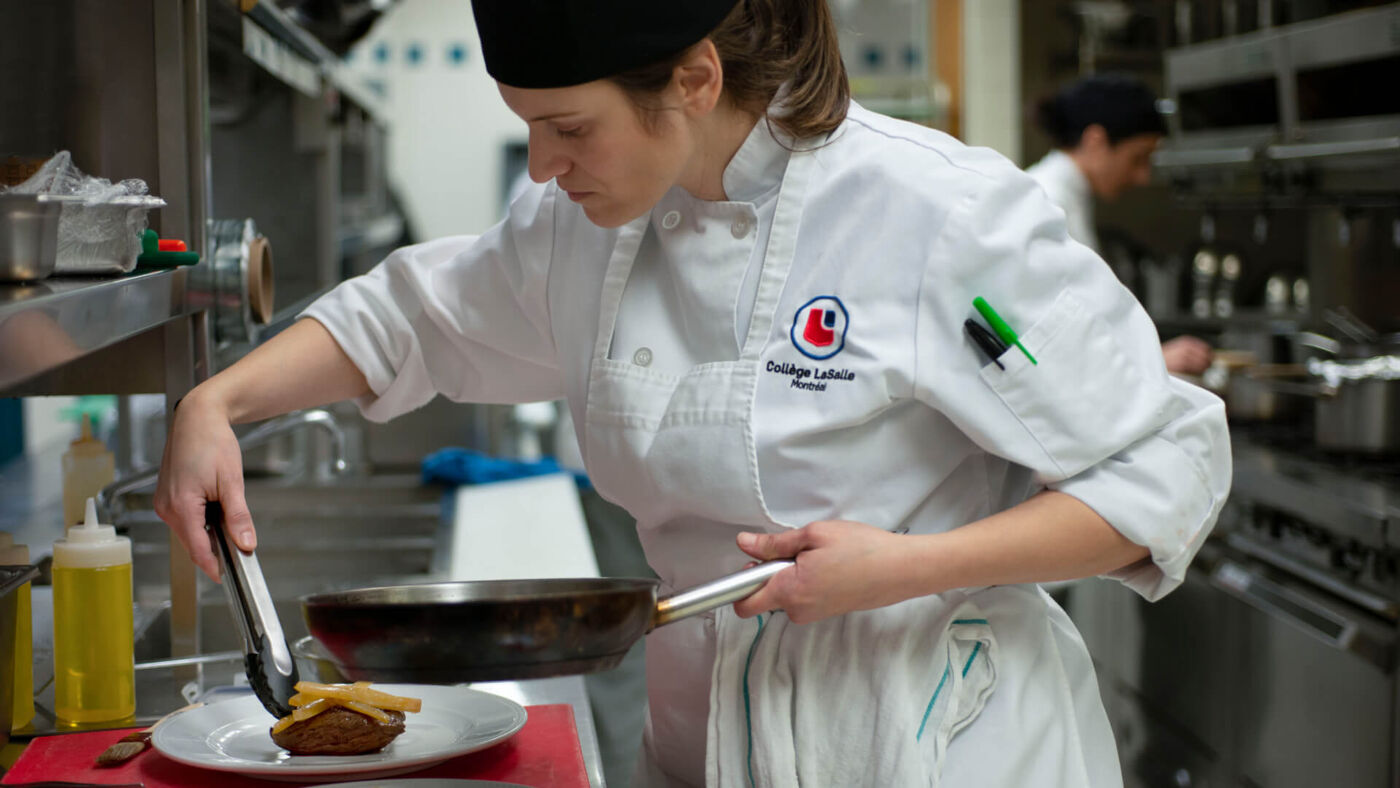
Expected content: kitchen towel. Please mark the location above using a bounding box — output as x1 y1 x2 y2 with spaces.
705 597 998 787
2 703 587 788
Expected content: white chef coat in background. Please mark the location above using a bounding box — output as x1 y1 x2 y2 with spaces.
302 102 1231 787
1027 148 1099 252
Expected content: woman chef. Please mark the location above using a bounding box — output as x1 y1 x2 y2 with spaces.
155 1 1231 786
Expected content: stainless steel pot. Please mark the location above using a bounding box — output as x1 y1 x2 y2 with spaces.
1315 378 1400 454
1248 354 1400 454
1309 355 1400 455
0 194 61 281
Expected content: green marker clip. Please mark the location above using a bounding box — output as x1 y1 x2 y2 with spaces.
973 297 1037 365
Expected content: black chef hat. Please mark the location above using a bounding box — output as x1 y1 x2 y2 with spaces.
471 0 741 89
1035 74 1167 148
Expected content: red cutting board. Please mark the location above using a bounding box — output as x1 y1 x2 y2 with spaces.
2 703 586 788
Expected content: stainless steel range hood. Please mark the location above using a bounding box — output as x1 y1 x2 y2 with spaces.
1157 4 1400 177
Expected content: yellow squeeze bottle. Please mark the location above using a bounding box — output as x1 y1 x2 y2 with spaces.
0 534 33 730
52 498 134 726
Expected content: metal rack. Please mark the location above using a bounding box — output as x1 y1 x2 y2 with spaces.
0 270 204 395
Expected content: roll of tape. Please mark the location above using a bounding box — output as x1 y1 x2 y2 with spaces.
196 218 276 346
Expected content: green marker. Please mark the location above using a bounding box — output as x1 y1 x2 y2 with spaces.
973 297 1037 365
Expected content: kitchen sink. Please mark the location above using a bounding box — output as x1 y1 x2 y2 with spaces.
122 474 455 663
118 472 446 515
132 599 303 663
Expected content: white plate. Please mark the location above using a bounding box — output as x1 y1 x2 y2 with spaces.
151 684 527 782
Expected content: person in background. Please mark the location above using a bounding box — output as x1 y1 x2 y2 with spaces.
1027 74 1213 376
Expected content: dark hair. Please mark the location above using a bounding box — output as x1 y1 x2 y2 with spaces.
1034 74 1167 148
609 0 850 140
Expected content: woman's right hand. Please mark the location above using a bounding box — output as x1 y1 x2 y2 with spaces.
150 318 374 581
153 388 257 582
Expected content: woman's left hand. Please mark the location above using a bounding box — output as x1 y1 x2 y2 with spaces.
730 521 917 624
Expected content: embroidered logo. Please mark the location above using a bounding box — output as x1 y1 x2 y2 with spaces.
790 296 848 360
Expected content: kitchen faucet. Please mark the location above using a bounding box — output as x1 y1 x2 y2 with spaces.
95 407 352 522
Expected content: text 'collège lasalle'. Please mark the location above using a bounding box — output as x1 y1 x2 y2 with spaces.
766 360 857 391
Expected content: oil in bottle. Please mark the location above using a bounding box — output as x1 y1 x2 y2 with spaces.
52 498 134 726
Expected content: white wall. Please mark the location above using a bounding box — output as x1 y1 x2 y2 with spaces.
962 0 1021 164
344 0 528 238
22 397 78 455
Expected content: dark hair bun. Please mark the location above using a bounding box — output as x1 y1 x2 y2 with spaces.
1034 94 1074 147
1033 73 1166 149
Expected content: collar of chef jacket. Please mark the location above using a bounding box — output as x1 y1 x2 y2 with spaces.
722 117 793 203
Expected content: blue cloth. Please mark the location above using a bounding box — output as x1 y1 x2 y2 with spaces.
421 448 591 490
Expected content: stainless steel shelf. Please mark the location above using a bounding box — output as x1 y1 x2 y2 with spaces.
1151 310 1303 333
244 0 337 69
226 3 387 123
0 269 193 392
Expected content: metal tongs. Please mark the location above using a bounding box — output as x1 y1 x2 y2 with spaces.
206 502 300 717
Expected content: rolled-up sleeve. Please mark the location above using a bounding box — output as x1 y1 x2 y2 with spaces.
301 182 563 422
914 153 1231 600
1053 378 1229 599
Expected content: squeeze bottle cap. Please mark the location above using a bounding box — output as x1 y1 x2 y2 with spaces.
68 415 110 458
70 499 116 543
52 498 130 568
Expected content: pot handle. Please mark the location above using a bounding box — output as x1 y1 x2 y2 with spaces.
652 560 794 629
1324 307 1379 345
1241 365 1336 397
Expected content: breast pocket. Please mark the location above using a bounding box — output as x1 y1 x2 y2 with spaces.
978 290 1186 478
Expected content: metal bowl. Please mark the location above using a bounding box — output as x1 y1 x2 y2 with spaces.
0 194 61 281
291 634 349 683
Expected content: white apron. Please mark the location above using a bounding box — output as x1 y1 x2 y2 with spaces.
577 138 1123 787
581 131 817 787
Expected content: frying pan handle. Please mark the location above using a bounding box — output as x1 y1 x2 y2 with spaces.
652 560 794 629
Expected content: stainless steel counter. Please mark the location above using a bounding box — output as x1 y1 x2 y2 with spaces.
0 269 196 393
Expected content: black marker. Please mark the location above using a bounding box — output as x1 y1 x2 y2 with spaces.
964 318 1008 370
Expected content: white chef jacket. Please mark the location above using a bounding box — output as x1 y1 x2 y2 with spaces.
303 102 1231 787
1027 148 1099 252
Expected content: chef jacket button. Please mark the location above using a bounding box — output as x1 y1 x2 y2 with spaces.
632 347 653 367
730 216 752 238
661 210 682 230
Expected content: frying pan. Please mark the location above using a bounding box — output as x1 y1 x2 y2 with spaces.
302 560 793 682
